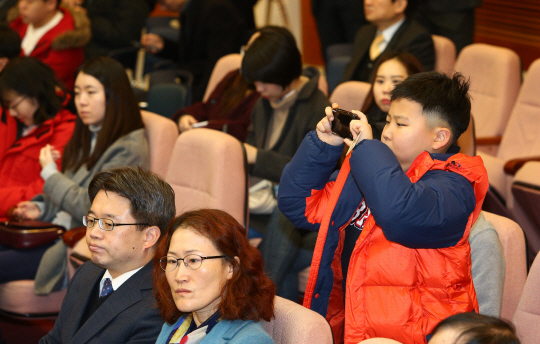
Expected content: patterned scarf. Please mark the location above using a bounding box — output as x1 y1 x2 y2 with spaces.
167 311 222 344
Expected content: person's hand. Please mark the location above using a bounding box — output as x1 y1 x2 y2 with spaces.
243 143 258 164
178 115 198 132
141 33 164 54
12 201 41 220
39 144 61 168
344 111 373 147
316 103 346 146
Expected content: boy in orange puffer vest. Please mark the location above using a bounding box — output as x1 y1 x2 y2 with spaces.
278 72 489 344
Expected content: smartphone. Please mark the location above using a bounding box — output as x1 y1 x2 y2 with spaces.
331 108 358 138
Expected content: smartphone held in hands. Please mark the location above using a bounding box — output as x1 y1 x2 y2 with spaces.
331 108 358 138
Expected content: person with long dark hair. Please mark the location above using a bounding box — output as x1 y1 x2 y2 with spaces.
360 51 424 139
154 209 275 344
2 57 148 291
0 57 75 219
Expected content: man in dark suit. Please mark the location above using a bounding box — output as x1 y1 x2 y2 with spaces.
342 0 435 83
40 167 176 344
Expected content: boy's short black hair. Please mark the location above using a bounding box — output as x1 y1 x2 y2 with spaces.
431 312 520 344
241 25 302 88
0 24 21 60
391 71 471 144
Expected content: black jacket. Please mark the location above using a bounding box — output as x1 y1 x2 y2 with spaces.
342 18 435 83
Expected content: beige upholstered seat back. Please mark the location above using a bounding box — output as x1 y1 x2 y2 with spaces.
432 35 456 76
497 59 540 162
165 128 247 226
483 211 527 320
330 81 371 112
141 110 179 178
262 296 333 344
511 161 540 263
513 252 540 344
203 54 242 102
454 43 521 138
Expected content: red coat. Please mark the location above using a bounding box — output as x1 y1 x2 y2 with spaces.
0 108 76 219
10 7 90 89
0 109 17 163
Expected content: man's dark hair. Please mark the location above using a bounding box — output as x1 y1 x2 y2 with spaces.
431 312 520 344
391 71 471 144
88 167 176 237
241 25 302 88
0 24 21 60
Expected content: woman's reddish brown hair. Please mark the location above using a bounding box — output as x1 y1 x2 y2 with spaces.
153 208 275 324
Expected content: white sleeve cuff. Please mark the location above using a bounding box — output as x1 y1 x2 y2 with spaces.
40 162 59 181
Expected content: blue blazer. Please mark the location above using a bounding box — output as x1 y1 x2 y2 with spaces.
156 318 274 344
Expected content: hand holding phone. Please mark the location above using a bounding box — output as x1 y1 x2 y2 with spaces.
331 108 358 138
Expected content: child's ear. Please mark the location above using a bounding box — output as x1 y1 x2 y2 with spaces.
432 127 451 151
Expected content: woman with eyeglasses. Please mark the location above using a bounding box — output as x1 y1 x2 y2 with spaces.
0 56 148 289
0 56 76 220
153 209 275 344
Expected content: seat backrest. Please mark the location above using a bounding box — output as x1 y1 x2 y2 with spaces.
513 252 540 344
261 296 333 344
165 128 247 226
431 35 456 76
497 58 540 162
203 54 242 102
141 110 179 179
330 81 372 112
483 211 528 320
511 161 540 264
146 83 188 118
454 43 521 139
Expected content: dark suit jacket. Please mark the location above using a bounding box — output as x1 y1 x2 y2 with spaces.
40 261 162 344
341 18 435 83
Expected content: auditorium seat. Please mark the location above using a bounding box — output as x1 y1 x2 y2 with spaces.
478 58 540 203
454 43 521 155
511 161 540 264
483 211 527 320
165 128 248 227
330 81 372 112
262 296 333 344
203 54 242 102
513 252 540 344
141 110 179 178
432 35 456 76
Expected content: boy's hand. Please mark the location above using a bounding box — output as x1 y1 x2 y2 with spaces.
344 111 373 147
317 104 345 146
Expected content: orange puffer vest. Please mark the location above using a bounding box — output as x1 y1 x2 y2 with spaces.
306 151 488 344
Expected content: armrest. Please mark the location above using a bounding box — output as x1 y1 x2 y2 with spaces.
504 156 540 175
476 136 502 146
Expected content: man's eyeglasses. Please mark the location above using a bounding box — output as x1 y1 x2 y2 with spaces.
82 215 150 231
159 255 228 271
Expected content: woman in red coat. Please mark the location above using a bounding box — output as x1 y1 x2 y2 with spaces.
0 57 75 219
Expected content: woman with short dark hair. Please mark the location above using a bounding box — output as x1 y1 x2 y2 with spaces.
154 209 275 344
